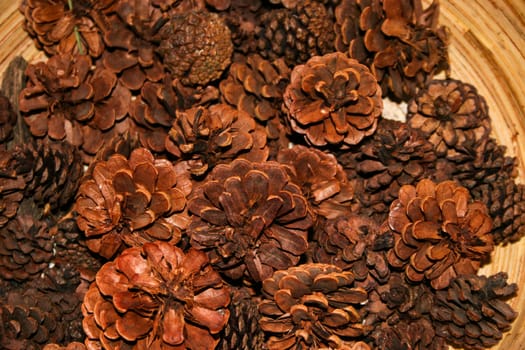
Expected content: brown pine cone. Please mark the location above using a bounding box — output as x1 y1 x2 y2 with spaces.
187 158 314 282
43 343 87 350
157 10 233 86
337 118 437 221
283 52 382 148
334 0 449 100
0 93 17 146
219 1 263 54
82 242 231 350
256 0 335 66
387 179 494 289
75 147 191 259
19 0 115 58
0 150 26 227
431 273 518 349
370 318 447 350
258 263 370 349
407 79 491 162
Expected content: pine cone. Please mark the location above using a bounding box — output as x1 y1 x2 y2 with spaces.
334 0 449 100
75 148 191 259
387 179 494 289
219 1 263 54
431 273 518 349
0 93 17 145
157 10 233 86
0 150 26 227
406 79 491 162
82 242 230 349
43 343 87 350
337 118 437 221
370 318 447 350
258 263 369 349
187 158 314 282
283 52 382 148
256 0 335 66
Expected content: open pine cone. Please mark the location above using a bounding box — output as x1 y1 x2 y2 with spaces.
387 178 494 289
82 241 231 350
283 52 382 148
187 158 314 282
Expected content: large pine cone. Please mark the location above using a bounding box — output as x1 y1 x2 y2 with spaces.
82 242 230 350
431 273 518 349
334 0 449 100
188 158 314 282
75 148 191 259
387 179 494 289
283 52 382 148
258 263 369 349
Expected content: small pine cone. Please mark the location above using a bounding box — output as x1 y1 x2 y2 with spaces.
0 150 26 227
387 179 494 289
188 158 314 282
256 0 335 66
431 273 518 349
220 1 263 54
166 104 269 176
283 52 382 148
407 79 492 162
82 242 231 349
43 343 87 350
370 318 447 350
259 263 370 349
0 93 17 145
337 118 437 221
220 54 291 157
157 10 233 86
19 54 132 163
19 0 114 57
310 216 392 287
277 145 355 219
334 0 449 100
75 148 191 259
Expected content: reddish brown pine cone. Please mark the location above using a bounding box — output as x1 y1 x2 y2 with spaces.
387 179 494 289
157 10 233 86
75 148 191 259
258 263 370 349
431 273 518 349
407 79 492 162
19 0 115 58
187 158 314 282
283 52 382 148
82 242 231 350
334 0 449 101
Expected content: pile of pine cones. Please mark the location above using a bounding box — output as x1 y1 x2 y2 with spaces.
1 0 524 349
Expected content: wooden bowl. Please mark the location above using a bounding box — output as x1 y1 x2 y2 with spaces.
1 1 524 348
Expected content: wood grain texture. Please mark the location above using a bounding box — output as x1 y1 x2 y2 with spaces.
1 1 524 349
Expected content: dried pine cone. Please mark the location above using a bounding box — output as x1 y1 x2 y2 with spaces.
0 150 26 227
277 145 355 219
370 317 446 350
188 158 314 282
256 0 335 66
219 1 262 54
431 273 518 349
82 242 231 350
337 118 437 221
283 52 382 148
406 79 491 162
0 93 17 145
75 148 191 259
157 10 233 86
387 179 494 289
43 343 87 350
259 263 369 349
334 0 449 100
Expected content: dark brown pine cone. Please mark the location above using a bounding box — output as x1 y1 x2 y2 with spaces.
431 273 518 349
75 148 191 259
187 158 314 283
0 93 17 146
370 318 447 350
0 150 26 227
19 0 115 57
219 1 263 54
82 242 231 350
256 0 335 67
277 145 355 219
337 118 437 222
19 54 132 164
258 263 370 349
387 179 494 289
407 79 491 162
284 52 382 148
220 53 291 158
166 103 269 176
334 0 449 100
157 10 233 86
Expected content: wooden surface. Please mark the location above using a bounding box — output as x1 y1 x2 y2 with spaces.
1 1 525 349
